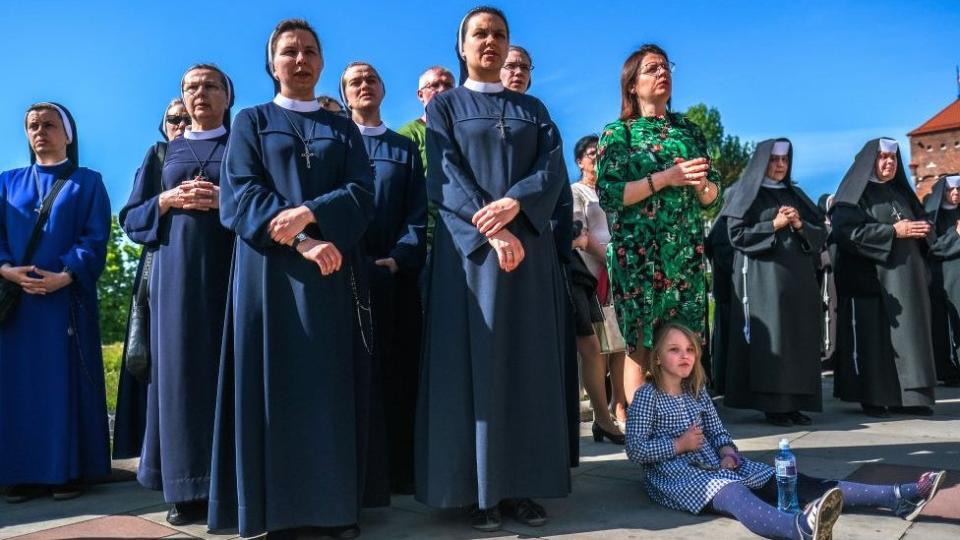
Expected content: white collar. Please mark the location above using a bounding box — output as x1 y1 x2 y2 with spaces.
355 122 387 136
273 94 321 112
463 79 504 93
184 125 227 140
35 158 70 168
761 177 787 189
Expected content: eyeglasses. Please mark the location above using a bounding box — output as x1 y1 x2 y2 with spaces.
166 115 191 126
420 80 454 91
502 63 533 73
182 82 224 96
639 61 676 77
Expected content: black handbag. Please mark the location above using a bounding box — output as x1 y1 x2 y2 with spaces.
0 167 74 323
123 142 166 381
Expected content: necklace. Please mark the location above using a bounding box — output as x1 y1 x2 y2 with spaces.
278 107 318 169
31 165 48 214
493 99 510 140
181 138 222 181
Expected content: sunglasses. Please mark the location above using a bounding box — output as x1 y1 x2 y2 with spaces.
166 115 191 126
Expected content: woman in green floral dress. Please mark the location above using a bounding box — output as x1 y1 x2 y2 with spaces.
596 44 722 402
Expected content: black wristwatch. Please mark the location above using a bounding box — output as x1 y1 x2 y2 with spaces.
291 231 309 250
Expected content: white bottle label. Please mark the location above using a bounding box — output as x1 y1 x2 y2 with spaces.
776 460 796 477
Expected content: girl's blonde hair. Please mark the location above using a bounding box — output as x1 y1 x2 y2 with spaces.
646 322 707 396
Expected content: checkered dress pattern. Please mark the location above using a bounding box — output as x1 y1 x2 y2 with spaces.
625 384 774 513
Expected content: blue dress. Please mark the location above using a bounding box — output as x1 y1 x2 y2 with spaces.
415 86 570 509
359 127 426 494
625 384 773 513
0 161 111 485
119 134 234 502
208 103 376 536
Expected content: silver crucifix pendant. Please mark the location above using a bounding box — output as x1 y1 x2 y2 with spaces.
302 147 315 169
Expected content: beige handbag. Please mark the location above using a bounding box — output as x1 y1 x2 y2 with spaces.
594 304 627 354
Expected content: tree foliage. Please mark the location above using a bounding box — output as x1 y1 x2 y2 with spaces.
685 103 754 218
97 217 140 344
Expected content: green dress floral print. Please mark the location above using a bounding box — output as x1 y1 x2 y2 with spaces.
596 113 722 350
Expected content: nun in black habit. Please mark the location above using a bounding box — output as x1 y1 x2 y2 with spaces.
720 139 826 426
829 138 937 417
207 19 378 539
924 173 960 385
704 180 742 395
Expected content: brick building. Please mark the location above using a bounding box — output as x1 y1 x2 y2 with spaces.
907 99 960 201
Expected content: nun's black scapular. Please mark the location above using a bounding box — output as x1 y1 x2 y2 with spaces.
718 139 827 417
829 138 937 412
924 174 960 384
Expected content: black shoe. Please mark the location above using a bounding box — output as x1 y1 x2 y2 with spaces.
324 524 361 539
51 481 83 501
501 498 548 527
861 404 891 418
592 421 626 445
788 411 813 426
765 412 793 427
5 484 47 503
942 379 960 388
891 406 934 416
166 500 208 526
469 505 502 532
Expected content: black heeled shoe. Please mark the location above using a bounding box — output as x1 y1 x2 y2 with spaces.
592 422 625 445
166 500 208 526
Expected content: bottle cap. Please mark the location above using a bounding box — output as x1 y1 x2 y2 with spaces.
778 438 790 450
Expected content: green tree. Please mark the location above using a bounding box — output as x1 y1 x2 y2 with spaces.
685 104 754 219
97 217 140 344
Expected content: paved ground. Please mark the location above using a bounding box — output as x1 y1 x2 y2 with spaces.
3 377 959 539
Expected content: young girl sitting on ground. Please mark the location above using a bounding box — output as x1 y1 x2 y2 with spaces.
625 322 945 540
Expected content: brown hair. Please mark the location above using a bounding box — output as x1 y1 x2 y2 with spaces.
619 43 669 121
646 322 706 396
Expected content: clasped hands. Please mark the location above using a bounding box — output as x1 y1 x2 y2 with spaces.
661 157 711 190
772 206 803 231
893 218 931 239
674 423 740 470
0 264 72 295
159 178 219 213
269 206 342 276
472 197 524 272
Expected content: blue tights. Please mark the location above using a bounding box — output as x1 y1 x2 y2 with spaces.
709 474 910 539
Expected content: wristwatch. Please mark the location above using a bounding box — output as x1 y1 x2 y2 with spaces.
291 231 309 250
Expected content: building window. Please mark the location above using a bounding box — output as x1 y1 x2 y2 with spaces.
927 161 937 169
927 145 933 152
955 141 959 148
941 143 947 150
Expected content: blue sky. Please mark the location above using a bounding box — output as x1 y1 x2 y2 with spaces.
1 0 958 212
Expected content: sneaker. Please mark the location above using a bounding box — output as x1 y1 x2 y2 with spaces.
469 505 502 532
895 470 946 521
797 486 843 540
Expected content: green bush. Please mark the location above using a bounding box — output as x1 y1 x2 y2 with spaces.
102 342 123 412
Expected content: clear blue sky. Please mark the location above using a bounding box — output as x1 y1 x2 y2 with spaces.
1 0 958 212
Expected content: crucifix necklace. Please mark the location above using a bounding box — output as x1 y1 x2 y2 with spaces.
181 137 222 182
31 165 48 214
494 99 509 140
278 108 318 169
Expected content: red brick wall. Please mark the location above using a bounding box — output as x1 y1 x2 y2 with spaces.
909 128 960 202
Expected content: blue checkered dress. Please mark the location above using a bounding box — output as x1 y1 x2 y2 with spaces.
625 384 774 513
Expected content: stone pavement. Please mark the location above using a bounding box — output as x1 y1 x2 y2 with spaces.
3 378 959 539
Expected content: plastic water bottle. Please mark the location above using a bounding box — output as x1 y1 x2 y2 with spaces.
775 438 800 513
